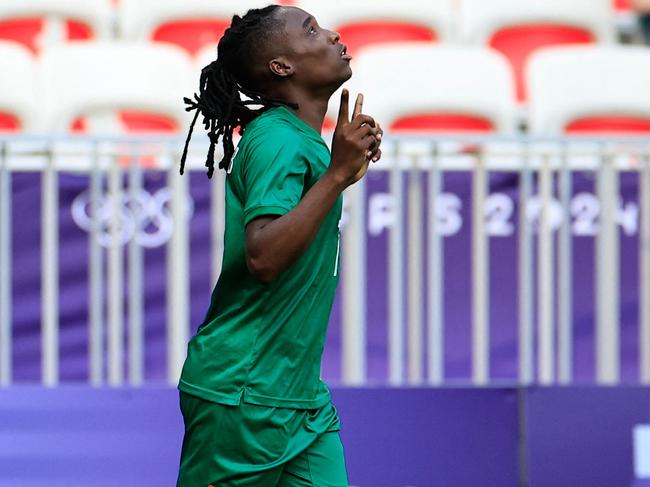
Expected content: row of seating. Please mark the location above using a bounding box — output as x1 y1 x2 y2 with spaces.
0 0 643 103
2 40 649 137
0 0 628 54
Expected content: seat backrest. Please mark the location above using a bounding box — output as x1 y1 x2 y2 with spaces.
39 42 194 134
614 0 632 11
0 0 111 55
119 0 271 57
327 44 517 134
527 46 650 135
0 41 37 132
459 0 614 102
298 0 454 56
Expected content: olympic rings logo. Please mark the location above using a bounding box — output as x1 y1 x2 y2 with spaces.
71 188 195 248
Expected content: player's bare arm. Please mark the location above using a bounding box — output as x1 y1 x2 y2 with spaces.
245 89 383 283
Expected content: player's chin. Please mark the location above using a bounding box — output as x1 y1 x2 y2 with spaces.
328 63 352 90
339 63 353 82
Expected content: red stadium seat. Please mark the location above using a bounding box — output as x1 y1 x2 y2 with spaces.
0 112 21 133
41 43 193 140
527 46 650 135
151 19 229 58
328 45 517 135
46 43 195 168
70 112 179 135
489 25 593 102
0 1 111 55
614 0 633 11
119 0 275 58
390 114 494 134
566 117 650 135
0 18 94 54
335 22 436 58
460 0 614 103
298 0 452 56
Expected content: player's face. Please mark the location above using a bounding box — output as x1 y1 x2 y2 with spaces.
273 7 352 91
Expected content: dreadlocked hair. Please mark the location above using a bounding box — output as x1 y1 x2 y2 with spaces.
180 5 298 178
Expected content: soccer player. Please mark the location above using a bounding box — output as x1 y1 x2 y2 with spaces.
175 4 383 487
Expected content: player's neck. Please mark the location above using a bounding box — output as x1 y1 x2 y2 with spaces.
287 96 328 135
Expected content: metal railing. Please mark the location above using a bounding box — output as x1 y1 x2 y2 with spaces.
0 134 649 387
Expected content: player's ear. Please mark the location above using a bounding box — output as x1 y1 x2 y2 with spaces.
268 57 294 78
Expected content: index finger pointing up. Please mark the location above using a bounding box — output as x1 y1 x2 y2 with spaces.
353 93 364 118
337 88 350 124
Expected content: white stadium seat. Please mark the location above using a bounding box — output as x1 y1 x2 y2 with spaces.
0 42 38 132
0 0 111 55
119 0 271 57
38 42 194 134
459 0 614 44
527 46 650 135
328 44 517 134
458 0 615 102
298 0 454 56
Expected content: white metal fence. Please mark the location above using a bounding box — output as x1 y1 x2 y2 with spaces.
0 134 649 387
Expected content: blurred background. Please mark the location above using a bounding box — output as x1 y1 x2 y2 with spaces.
1 0 650 486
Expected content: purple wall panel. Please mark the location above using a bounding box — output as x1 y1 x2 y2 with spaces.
526 386 650 487
0 386 647 486
0 387 519 487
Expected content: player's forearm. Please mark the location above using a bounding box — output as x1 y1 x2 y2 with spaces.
245 170 346 283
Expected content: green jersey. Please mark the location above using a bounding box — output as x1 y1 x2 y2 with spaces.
179 106 343 409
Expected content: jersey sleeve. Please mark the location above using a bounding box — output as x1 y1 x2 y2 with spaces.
241 130 310 226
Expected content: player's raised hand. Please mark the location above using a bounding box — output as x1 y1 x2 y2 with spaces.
328 89 383 187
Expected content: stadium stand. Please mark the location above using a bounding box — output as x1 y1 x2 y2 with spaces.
330 44 517 134
38 42 194 134
459 0 615 103
0 0 112 56
297 0 453 56
118 0 273 57
0 42 38 132
526 46 650 134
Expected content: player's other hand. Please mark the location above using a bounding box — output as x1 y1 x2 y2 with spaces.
328 89 383 187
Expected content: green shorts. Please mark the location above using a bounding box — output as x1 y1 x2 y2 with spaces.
176 391 349 487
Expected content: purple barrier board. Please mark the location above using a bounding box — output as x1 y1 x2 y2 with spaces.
1 386 648 486
0 387 520 487
526 386 650 487
7 169 644 383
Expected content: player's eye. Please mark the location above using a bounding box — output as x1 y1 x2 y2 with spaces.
308 25 316 34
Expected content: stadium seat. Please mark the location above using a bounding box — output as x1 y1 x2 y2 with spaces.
527 46 650 135
39 42 194 135
119 0 272 57
0 42 38 132
458 0 614 103
0 0 111 55
328 44 517 134
297 0 453 57
614 0 633 11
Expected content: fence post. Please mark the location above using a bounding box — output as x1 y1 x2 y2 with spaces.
596 150 620 384
42 144 59 387
0 142 11 386
472 148 489 385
